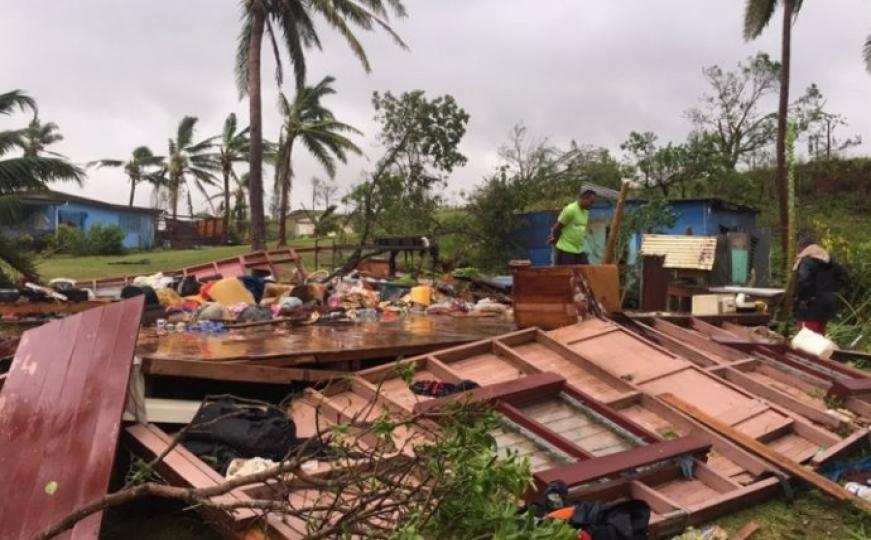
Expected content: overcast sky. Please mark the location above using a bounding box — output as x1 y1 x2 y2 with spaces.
2 1 870 212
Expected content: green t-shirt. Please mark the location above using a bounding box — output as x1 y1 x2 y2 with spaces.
555 201 589 254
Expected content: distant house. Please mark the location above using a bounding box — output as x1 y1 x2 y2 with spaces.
8 190 160 249
285 209 352 238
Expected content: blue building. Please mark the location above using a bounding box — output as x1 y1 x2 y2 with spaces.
9 190 159 249
512 197 761 267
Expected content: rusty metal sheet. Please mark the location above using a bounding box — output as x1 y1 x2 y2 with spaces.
136 315 515 365
0 296 144 540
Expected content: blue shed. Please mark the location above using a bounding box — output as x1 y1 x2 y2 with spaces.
511 198 759 266
9 190 159 249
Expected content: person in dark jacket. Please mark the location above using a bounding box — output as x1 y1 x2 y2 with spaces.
793 236 847 335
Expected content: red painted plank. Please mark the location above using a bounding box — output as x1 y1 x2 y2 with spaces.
0 297 144 540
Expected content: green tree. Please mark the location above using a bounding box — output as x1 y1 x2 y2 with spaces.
88 146 163 206
162 116 219 225
275 76 361 246
0 90 82 283
214 113 249 243
686 53 780 169
345 90 469 244
621 131 725 198
235 0 406 251
744 0 804 259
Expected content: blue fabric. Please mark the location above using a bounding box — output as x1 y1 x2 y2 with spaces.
238 276 266 303
821 454 871 482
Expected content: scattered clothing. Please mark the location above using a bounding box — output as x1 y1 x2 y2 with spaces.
553 500 651 540
225 457 279 481
239 275 267 304
196 302 232 322
156 287 184 308
177 275 203 297
201 277 256 306
238 305 273 322
410 379 480 398
120 285 160 307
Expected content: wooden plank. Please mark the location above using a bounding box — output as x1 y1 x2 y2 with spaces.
730 520 760 540
141 356 348 384
660 393 871 516
0 297 144 540
533 436 711 493
812 427 871 467
413 373 565 414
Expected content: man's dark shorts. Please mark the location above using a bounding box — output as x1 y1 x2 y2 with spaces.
555 249 589 265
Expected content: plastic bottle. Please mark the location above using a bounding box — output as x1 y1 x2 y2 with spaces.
845 482 871 500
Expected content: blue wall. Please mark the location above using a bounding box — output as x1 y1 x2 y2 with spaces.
27 202 156 249
512 200 758 267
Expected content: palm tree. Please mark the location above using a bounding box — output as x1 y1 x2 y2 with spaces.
275 76 361 246
88 146 163 206
213 113 250 244
0 90 82 283
743 0 803 260
235 0 406 251
164 116 219 225
20 117 64 158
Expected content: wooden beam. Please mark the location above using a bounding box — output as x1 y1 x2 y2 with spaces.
141 356 348 384
660 393 871 516
730 520 760 540
533 436 711 493
603 180 630 265
413 373 566 414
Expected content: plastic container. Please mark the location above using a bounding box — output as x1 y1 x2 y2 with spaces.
410 286 433 306
791 327 836 359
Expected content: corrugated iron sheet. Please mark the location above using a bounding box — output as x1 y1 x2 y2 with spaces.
640 234 717 270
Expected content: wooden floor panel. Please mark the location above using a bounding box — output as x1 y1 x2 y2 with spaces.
618 404 682 439
448 353 526 385
511 342 628 401
568 333 689 383
491 424 568 471
654 478 722 509
767 433 820 464
519 397 636 456
640 369 758 419
744 370 825 409
378 369 438 412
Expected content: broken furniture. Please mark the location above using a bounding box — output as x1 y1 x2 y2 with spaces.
510 262 621 329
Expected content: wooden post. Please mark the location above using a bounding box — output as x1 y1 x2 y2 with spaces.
660 393 871 516
314 237 320 270
603 179 631 265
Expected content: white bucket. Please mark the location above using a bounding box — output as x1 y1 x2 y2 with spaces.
791 327 836 359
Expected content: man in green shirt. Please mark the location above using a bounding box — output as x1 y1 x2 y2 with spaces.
548 189 597 265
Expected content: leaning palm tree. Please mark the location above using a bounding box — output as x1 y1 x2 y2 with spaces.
88 146 163 206
0 90 82 283
275 76 361 246
164 116 220 225
235 0 406 250
743 0 804 261
213 113 250 243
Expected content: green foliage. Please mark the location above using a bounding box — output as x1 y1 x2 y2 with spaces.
0 232 37 286
392 405 576 540
55 223 125 256
618 201 679 306
345 91 469 242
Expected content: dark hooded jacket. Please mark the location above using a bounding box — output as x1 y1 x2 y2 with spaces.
793 244 847 322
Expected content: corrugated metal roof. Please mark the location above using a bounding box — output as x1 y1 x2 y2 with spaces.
640 234 718 270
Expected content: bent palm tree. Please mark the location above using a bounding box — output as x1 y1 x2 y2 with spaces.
744 0 804 264
164 116 219 230
88 146 163 206
0 90 82 283
275 76 361 245
236 0 406 250
214 113 250 243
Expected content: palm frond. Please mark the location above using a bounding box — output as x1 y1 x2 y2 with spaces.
865 33 871 73
86 158 124 169
0 90 37 117
0 156 84 193
176 116 199 149
743 0 778 40
223 113 238 143
235 7 255 97
0 231 38 285
264 17 286 86
0 195 23 225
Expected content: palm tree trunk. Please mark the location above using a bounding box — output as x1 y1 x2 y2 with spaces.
128 180 136 207
247 7 267 251
775 0 794 266
223 165 231 244
170 180 179 247
277 141 293 247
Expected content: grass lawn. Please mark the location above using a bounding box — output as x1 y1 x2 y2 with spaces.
35 238 332 281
